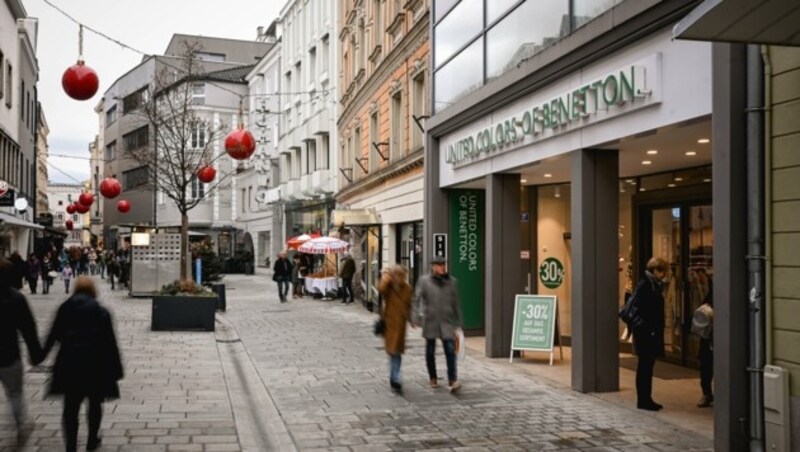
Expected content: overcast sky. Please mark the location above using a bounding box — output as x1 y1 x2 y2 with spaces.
22 0 282 184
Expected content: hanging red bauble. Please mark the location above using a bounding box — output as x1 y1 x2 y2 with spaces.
197 165 217 183
99 177 122 199
66 204 76 214
78 192 94 207
65 219 74 231
74 202 90 214
224 128 256 160
117 199 131 213
62 61 99 101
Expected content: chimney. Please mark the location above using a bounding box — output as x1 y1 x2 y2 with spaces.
256 26 265 41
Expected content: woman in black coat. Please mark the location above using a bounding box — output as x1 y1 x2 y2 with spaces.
43 276 123 452
632 256 668 411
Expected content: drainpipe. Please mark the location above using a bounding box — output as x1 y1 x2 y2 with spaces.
761 46 773 366
745 44 766 452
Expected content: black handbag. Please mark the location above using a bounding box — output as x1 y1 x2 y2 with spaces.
373 318 385 336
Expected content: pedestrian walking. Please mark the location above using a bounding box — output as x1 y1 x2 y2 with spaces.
42 276 124 452
88 249 97 275
412 256 463 393
40 254 54 295
61 265 74 294
9 251 26 290
272 251 293 302
26 254 41 294
107 253 119 290
340 251 356 304
378 264 413 394
0 257 44 445
97 250 106 279
291 255 304 299
692 288 714 408
631 256 668 411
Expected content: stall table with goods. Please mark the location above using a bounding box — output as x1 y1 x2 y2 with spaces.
297 237 350 300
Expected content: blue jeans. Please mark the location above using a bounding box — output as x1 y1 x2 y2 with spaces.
389 354 402 385
426 338 457 383
276 279 290 300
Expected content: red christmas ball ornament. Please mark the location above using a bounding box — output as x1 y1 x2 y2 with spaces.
197 165 217 183
62 61 99 101
66 204 76 214
99 177 122 199
78 192 94 207
65 219 74 231
224 128 256 160
117 199 131 213
74 202 90 214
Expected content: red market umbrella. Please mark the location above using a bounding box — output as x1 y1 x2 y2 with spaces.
297 236 350 254
286 233 321 250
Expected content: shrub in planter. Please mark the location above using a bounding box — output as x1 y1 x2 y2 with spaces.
152 279 217 332
191 238 223 284
160 279 216 296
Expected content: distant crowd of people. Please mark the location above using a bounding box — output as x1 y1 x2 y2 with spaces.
6 245 132 295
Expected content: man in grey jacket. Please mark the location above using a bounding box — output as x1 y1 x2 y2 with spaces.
412 256 463 393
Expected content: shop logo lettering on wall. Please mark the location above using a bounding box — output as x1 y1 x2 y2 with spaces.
445 54 662 166
457 193 480 271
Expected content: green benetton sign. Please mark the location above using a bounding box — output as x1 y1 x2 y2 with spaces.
510 295 558 365
450 190 484 330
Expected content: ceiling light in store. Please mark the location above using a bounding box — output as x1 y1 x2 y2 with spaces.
520 179 527 183
674 177 684 181
646 149 658 155
642 160 652 165
625 179 636 184
544 173 552 178
554 187 561 198
668 183 676 188
685 151 697 156
639 188 647 191
698 138 710 144
704 178 712 183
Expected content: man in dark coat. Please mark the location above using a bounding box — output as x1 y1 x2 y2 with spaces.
412 257 463 393
632 256 667 411
339 252 356 304
0 257 43 444
272 251 293 302
43 276 123 452
9 251 26 290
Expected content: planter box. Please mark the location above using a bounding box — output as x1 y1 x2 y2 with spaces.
151 295 217 332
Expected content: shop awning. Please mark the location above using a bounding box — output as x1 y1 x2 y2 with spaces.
331 209 380 227
673 0 800 46
0 212 44 230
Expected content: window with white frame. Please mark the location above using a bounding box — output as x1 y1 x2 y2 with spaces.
190 121 207 149
0 50 4 101
411 72 426 151
192 82 205 105
321 36 330 75
190 175 205 199
4 61 12 108
370 110 379 172
105 105 117 125
105 141 116 161
391 91 404 160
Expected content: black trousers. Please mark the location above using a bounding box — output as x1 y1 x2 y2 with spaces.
636 351 657 404
62 391 102 452
342 278 354 302
699 338 714 396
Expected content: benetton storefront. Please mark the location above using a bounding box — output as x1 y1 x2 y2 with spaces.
425 27 714 393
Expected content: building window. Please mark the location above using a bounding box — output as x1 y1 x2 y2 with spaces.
190 176 205 199
321 36 330 75
241 188 246 213
391 91 404 160
321 133 330 169
434 0 482 68
307 139 317 173
191 83 205 105
105 105 117 125
369 111 379 171
105 141 117 161
190 121 207 149
0 50 4 101
20 81 24 120
123 126 149 151
122 166 149 190
434 38 482 113
196 52 226 62
309 47 317 77
411 72 426 151
123 87 148 114
4 61 12 108
354 127 363 179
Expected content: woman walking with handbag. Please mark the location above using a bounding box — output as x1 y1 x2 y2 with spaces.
378 265 413 394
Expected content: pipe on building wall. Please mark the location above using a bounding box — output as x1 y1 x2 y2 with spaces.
761 46 773 365
745 43 766 451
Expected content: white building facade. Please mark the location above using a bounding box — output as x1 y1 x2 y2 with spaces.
48 183 89 248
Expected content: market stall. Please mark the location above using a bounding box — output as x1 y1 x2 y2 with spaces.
298 236 350 298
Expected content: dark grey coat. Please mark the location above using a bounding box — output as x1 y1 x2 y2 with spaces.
412 274 463 340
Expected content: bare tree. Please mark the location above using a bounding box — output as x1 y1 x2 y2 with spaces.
125 41 235 280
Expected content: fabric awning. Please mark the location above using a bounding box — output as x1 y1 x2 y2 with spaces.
0 211 44 230
673 0 800 46
331 209 380 227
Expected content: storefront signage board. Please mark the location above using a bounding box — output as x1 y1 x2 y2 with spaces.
443 54 661 167
539 257 565 289
450 189 484 330
510 294 558 366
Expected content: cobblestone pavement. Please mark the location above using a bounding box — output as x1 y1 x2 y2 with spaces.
0 273 714 451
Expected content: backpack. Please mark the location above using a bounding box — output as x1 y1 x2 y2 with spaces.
691 303 713 339
618 291 644 330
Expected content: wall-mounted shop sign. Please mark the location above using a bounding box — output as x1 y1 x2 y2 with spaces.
450 190 484 330
444 54 661 166
539 257 565 289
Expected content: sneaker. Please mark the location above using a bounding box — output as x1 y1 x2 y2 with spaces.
448 380 462 393
390 382 402 395
429 378 438 388
697 395 714 408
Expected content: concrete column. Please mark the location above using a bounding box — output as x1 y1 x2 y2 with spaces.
485 173 523 358
423 135 448 268
571 148 619 393
712 42 749 452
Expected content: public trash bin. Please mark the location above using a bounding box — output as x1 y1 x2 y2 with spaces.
210 283 226 311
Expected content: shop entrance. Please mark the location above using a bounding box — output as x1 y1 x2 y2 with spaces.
636 185 712 367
